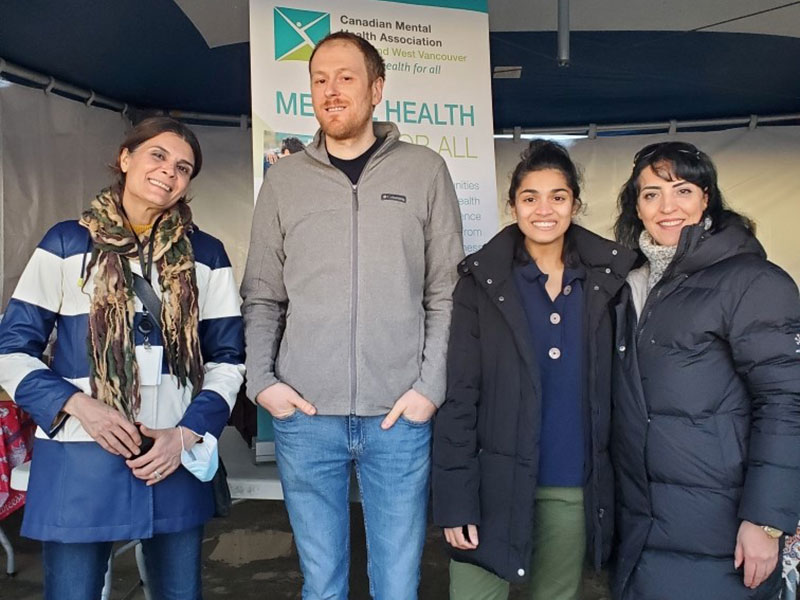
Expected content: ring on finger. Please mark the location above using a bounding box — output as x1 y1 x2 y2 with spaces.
154 470 162 479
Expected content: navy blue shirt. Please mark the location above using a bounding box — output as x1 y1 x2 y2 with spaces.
512 258 585 487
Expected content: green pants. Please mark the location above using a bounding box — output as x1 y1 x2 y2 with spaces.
449 487 586 600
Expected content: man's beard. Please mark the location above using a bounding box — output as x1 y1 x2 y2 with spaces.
321 106 374 142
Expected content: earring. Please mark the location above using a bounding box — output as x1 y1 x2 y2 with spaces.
703 215 712 231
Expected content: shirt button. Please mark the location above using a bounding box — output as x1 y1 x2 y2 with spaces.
605 268 612 274
473 260 480 266
486 278 493 285
548 347 561 359
498 296 505 302
517 568 525 577
563 284 572 296
619 345 626 352
612 249 618 256
550 312 561 324
593 285 600 291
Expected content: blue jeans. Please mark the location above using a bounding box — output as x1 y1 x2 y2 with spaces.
273 412 432 600
42 525 204 599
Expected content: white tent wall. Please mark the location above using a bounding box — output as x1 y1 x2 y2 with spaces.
0 83 126 307
188 125 254 285
495 128 800 283
2 85 799 310
0 85 255 308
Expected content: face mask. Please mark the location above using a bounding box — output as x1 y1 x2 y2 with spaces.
180 428 219 482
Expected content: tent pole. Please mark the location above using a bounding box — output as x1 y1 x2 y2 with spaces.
0 57 251 127
557 0 570 67
0 59 124 111
496 113 800 137
3 56 799 135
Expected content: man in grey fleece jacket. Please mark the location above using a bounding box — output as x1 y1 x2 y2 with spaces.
240 32 463 600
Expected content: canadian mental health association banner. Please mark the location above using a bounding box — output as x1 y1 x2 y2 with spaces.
250 0 498 254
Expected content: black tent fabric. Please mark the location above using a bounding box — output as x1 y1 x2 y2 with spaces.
2 1 800 128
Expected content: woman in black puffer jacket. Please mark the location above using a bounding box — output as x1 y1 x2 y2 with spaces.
433 140 636 600
611 141 800 600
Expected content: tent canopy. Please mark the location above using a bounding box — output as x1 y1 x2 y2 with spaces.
1 0 800 129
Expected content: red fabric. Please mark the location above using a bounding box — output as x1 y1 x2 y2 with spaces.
0 398 35 520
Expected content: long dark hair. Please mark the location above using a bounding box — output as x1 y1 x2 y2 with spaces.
509 139 583 265
111 117 202 196
614 141 751 248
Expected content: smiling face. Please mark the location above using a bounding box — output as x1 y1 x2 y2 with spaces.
309 40 383 144
511 169 576 252
636 164 708 246
119 132 195 224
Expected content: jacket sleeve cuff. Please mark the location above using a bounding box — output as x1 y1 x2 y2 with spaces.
246 373 280 405
432 469 481 527
738 462 800 533
14 369 81 438
178 390 231 439
413 380 445 408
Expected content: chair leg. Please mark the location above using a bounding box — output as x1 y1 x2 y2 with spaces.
135 542 152 600
0 525 15 576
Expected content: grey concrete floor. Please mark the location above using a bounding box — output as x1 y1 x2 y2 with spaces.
2 500 611 599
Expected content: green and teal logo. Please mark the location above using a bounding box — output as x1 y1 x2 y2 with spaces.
274 7 330 61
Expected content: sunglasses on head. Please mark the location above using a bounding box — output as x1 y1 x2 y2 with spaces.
634 143 702 167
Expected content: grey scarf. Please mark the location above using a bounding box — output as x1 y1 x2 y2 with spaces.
638 230 677 295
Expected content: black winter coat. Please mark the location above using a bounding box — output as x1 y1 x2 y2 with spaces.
612 221 800 600
432 224 636 583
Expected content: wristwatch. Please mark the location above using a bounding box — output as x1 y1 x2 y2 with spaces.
762 526 783 539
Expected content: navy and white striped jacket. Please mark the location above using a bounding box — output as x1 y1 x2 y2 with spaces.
0 220 245 542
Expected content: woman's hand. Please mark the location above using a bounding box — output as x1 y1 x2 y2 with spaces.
734 520 779 589
444 524 479 550
125 425 183 486
63 392 142 458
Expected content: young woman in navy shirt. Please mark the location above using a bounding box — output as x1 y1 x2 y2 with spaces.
433 140 635 600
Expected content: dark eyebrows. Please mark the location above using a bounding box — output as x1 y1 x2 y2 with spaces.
519 187 569 195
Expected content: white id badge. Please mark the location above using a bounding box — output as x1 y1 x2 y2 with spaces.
135 345 163 386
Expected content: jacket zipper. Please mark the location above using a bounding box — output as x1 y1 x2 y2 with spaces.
327 138 387 415
635 230 696 342
349 183 359 415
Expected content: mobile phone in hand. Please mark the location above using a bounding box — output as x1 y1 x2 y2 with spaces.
462 525 473 544
134 422 155 456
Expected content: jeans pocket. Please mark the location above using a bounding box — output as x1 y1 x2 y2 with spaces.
398 415 432 428
272 410 301 424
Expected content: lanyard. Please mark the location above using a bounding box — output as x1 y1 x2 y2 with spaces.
130 213 165 282
119 206 166 346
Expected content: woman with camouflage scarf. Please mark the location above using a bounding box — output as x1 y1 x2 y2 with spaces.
0 117 245 599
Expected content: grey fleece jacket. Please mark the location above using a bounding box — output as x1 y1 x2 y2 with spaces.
241 122 464 415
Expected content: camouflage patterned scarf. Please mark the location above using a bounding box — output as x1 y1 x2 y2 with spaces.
79 188 203 421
